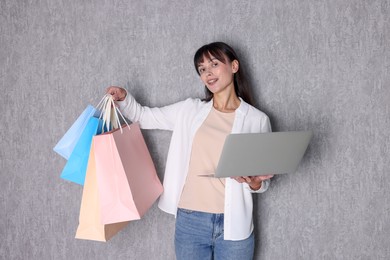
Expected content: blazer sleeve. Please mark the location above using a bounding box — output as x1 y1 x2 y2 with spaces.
116 90 186 131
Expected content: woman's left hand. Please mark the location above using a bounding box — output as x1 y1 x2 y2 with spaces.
232 174 274 191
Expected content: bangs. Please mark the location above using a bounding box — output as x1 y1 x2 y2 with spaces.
194 45 228 74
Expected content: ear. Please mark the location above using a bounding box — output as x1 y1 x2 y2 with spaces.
232 60 239 73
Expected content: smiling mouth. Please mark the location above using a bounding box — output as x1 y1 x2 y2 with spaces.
207 79 218 85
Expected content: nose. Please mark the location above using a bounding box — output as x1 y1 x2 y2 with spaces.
204 66 213 75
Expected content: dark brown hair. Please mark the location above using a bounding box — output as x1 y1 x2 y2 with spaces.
194 42 254 105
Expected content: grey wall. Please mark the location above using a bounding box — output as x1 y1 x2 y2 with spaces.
1 0 389 259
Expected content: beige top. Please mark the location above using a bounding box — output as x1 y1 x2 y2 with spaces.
178 107 235 213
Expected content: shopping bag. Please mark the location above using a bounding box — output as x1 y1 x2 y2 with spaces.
93 96 163 224
57 95 116 184
75 142 129 242
53 105 97 160
60 116 103 185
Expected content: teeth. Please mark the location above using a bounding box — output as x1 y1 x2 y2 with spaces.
208 79 217 84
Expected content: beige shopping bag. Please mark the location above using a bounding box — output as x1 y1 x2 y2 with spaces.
75 142 128 242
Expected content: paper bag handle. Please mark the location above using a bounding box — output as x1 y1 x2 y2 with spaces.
99 94 130 133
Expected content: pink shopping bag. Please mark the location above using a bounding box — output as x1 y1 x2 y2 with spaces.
93 122 163 224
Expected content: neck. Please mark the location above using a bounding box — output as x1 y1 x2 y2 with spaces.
212 92 241 113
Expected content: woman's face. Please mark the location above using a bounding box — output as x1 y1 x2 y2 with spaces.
197 54 239 96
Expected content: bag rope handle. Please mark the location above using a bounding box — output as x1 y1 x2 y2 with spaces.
98 94 113 133
99 94 131 134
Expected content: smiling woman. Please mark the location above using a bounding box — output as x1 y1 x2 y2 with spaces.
106 42 273 260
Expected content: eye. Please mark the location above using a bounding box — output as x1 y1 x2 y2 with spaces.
212 61 218 67
198 67 205 74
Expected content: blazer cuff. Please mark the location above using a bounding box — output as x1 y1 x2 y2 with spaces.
245 179 270 193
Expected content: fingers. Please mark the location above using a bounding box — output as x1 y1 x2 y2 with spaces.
105 86 126 101
231 174 274 184
231 176 253 184
253 174 274 181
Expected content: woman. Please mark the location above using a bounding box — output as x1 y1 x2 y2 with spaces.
107 42 273 260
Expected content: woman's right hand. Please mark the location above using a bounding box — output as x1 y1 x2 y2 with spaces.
106 86 127 101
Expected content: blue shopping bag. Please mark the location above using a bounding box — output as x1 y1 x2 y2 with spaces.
60 116 104 185
53 105 97 160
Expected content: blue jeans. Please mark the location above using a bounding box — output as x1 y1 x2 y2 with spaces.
175 208 255 260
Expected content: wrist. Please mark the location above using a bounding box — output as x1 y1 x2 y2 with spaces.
117 88 127 101
249 181 262 191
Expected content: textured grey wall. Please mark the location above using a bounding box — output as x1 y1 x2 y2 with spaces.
1 0 389 259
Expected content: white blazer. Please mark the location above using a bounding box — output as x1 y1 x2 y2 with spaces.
118 94 271 241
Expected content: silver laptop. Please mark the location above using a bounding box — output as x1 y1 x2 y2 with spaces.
201 130 313 178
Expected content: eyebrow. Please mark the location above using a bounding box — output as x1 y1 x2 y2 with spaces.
198 57 218 67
